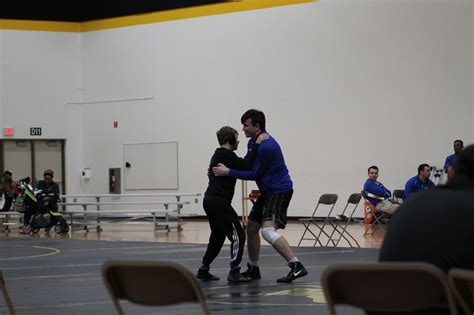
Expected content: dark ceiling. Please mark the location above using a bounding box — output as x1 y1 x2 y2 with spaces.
0 0 231 22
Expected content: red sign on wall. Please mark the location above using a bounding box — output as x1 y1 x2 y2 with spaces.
3 128 14 136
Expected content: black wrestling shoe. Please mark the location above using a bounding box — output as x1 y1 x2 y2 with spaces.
228 268 251 284
240 263 261 280
197 267 219 281
276 262 308 283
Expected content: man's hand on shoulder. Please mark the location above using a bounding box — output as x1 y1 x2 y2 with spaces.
213 163 230 176
256 133 269 144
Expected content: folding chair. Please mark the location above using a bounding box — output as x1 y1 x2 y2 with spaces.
0 271 15 315
325 193 362 248
361 191 386 237
448 268 474 315
101 260 210 315
392 189 404 203
297 193 338 247
321 262 458 315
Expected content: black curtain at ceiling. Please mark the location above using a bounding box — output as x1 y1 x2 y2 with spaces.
0 0 231 22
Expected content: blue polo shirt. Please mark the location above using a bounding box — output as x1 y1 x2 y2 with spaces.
363 179 391 206
403 175 435 200
444 154 458 172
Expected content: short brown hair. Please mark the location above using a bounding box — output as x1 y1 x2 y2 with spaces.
216 126 237 146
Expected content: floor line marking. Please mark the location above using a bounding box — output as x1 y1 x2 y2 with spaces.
0 245 61 261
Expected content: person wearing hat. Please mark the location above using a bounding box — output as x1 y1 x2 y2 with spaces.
36 169 60 209
20 169 61 233
1 170 14 212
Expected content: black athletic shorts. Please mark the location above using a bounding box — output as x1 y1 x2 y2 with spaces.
248 190 293 229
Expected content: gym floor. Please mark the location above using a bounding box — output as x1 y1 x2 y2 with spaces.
0 220 383 314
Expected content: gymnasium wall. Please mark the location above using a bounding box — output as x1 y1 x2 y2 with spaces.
0 0 472 216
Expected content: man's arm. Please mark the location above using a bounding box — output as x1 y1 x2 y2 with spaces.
226 133 269 170
213 144 271 180
364 180 390 198
443 156 450 173
403 179 414 200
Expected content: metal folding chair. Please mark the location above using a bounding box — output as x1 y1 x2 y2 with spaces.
448 268 474 315
0 271 15 315
297 193 338 247
361 191 386 237
325 193 362 248
322 262 458 315
392 189 404 203
101 260 210 315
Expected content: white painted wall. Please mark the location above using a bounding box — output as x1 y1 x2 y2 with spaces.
1 0 472 216
0 31 81 138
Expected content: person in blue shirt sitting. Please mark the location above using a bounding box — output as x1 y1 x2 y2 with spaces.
444 139 463 180
403 164 435 200
363 166 399 215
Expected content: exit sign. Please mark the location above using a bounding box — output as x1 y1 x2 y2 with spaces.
30 127 42 136
3 128 14 136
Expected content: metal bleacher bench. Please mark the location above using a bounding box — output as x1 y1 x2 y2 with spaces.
0 212 22 232
59 193 201 233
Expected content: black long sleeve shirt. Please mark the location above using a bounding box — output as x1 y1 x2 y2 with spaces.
36 180 60 210
204 144 259 202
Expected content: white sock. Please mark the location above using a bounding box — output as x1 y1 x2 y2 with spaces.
249 260 259 267
289 257 299 263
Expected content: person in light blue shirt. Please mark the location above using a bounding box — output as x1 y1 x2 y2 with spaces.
363 166 399 215
444 139 464 179
403 164 435 200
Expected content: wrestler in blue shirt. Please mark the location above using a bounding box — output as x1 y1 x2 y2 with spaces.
229 132 293 196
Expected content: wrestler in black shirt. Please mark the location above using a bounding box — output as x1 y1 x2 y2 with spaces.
197 126 267 284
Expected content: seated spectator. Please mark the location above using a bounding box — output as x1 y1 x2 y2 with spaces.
1 170 14 212
363 166 399 215
378 145 474 315
380 145 474 272
20 169 60 233
403 164 435 200
444 139 463 180
35 169 60 211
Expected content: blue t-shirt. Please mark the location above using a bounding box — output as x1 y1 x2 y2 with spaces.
229 133 293 196
444 153 458 172
363 179 391 206
403 175 435 200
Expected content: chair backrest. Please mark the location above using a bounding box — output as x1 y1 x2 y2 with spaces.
393 189 404 200
318 194 338 205
360 190 369 200
448 268 474 315
321 262 458 315
0 271 16 315
347 193 362 205
101 260 210 315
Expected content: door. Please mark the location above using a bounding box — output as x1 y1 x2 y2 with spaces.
0 140 65 194
33 140 63 194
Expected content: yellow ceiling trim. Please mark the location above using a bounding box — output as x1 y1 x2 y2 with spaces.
81 0 315 32
0 19 80 32
0 0 314 33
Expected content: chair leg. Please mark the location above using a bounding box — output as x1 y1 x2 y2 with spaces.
0 273 16 315
297 222 312 246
